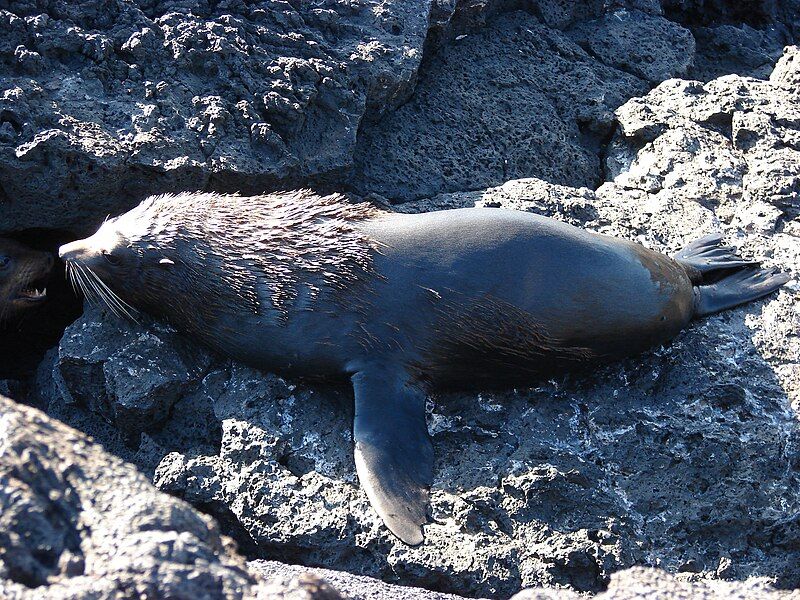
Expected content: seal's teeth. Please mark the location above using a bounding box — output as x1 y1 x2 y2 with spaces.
22 287 47 298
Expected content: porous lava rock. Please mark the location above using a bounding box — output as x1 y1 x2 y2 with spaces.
4 0 795 234
0 393 469 599
0 0 435 234
349 9 652 201
0 394 261 599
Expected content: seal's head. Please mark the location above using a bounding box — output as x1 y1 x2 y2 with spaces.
0 237 54 323
58 197 188 322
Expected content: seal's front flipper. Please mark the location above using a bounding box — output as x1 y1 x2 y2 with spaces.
694 266 789 317
351 364 433 545
675 233 759 280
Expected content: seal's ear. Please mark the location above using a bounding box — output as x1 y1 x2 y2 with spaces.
351 363 433 545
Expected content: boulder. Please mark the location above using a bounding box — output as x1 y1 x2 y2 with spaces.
0 394 261 599
349 10 650 201
0 0 434 234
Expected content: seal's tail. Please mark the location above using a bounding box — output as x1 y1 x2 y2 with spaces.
693 266 790 317
674 233 759 282
674 233 790 317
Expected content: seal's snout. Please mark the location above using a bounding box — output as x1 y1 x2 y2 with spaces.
59 238 105 270
58 240 89 263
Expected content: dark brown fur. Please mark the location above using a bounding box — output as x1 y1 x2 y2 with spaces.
0 237 53 324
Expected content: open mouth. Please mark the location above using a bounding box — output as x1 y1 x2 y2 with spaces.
15 277 49 303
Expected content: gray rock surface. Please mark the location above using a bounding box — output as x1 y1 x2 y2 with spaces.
349 9 652 201
0 394 262 599
567 9 695 83
6 394 789 600
2 393 447 599
512 566 800 599
0 0 434 234
0 387 793 600
348 0 799 203
29 49 800 598
2 1 796 234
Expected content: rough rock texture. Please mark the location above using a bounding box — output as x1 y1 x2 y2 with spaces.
31 317 221 479
3 0 795 235
28 49 800 598
567 9 695 84
2 394 455 599
348 1 799 203
350 9 651 201
0 394 262 599
511 567 800 599
0 0 435 234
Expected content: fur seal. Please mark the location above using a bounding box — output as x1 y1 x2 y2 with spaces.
59 190 789 544
0 237 54 324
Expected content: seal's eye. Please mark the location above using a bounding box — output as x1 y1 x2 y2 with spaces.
0 255 9 269
102 251 121 266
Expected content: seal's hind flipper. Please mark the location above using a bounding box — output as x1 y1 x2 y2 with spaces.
675 233 760 280
351 364 433 545
694 266 789 317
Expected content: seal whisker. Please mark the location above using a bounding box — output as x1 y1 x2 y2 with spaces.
83 268 120 317
98 276 139 322
96 274 138 322
71 263 83 298
69 262 80 296
75 263 101 305
72 263 92 301
69 263 88 304
80 264 120 314
85 265 138 322
85 269 116 314
65 262 78 296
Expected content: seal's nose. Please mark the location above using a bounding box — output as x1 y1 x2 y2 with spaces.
59 240 87 262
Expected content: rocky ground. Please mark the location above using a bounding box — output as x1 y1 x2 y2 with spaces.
1 1 799 599
4 396 800 599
